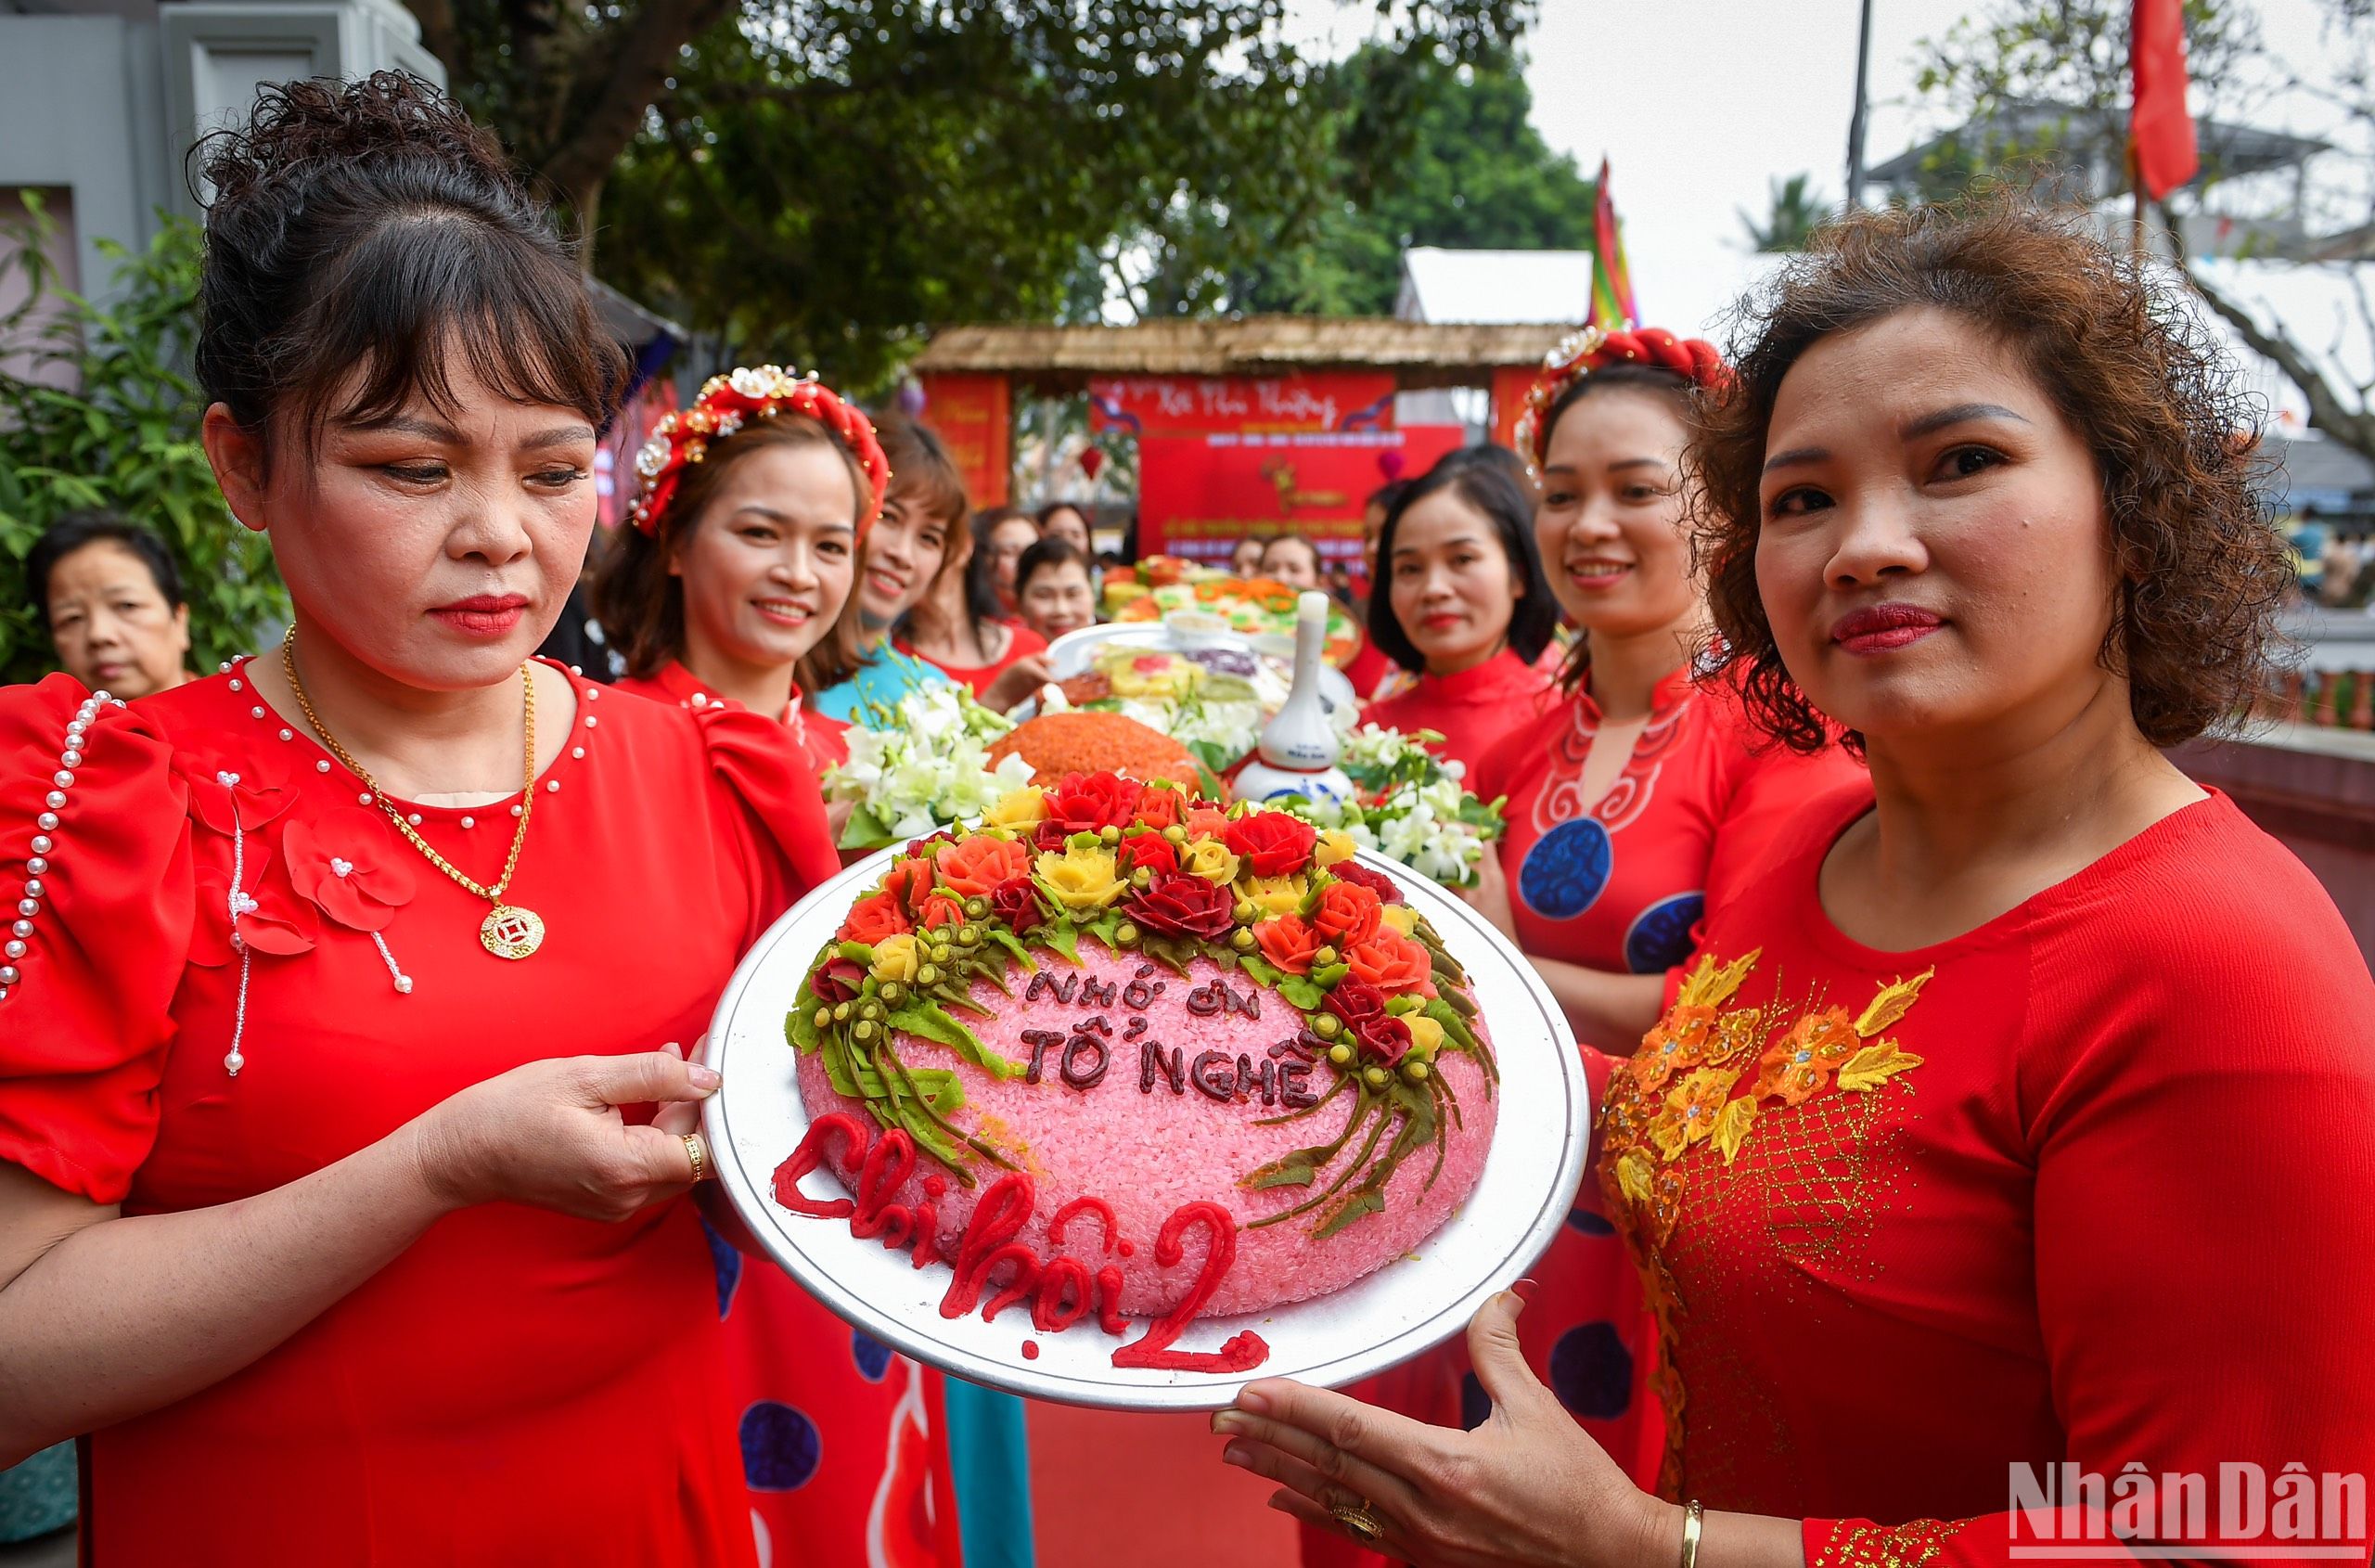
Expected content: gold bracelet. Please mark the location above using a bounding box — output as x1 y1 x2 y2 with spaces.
1680 1500 1704 1568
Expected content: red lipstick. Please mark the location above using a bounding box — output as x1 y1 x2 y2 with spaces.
1830 603 1944 655
430 593 530 638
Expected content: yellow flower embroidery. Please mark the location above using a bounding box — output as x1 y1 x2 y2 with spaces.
1751 1006 1860 1105
1633 1004 1719 1097
1649 1066 1738 1161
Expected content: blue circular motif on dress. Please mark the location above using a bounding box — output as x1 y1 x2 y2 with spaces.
1623 892 1705 975
1565 1205 1616 1236
702 1217 741 1318
1520 818 1613 921
1459 1371 1491 1432
739 1400 822 1491
851 1330 894 1382
1548 1321 1634 1420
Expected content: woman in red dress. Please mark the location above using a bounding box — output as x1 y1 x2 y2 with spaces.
896 505 1050 710
599 370 969 1567
0 76 845 1566
1311 332 1863 1568
1356 454 1560 777
597 366 878 772
1215 203 2375 1568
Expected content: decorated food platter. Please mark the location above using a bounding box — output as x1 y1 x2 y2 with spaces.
704 825 1585 1410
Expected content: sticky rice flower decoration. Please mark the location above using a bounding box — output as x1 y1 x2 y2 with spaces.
1511 325 1727 483
630 365 891 537
1034 844 1126 912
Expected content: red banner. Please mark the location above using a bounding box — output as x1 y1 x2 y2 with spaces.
1089 373 1397 437
1136 428 1468 582
1489 365 1537 453
918 372 1011 508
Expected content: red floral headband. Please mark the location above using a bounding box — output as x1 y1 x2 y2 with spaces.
629 366 891 538
1513 324 1727 480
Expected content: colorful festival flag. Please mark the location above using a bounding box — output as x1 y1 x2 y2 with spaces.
1588 157 1639 328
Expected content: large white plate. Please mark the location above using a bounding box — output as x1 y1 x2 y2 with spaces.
704 846 1587 1410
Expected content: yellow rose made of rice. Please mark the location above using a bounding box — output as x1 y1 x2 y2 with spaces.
870 932 921 984
1314 829 1359 867
1404 1013 1445 1060
1035 845 1126 912
1181 838 1241 884
986 786 1048 829
1380 905 1420 936
1238 873 1307 920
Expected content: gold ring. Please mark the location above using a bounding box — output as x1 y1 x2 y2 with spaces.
682 1132 709 1184
1329 1502 1386 1545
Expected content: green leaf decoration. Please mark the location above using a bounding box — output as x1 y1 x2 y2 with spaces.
837 940 879 966
1312 962 1350 988
1237 953 1285 989
988 926 1038 970
1278 976 1324 1011
1038 922 1083 966
887 1005 1025 1080
839 803 893 851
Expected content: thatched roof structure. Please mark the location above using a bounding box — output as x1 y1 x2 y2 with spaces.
909 316 1571 391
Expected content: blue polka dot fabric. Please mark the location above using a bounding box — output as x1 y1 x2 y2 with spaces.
738 1400 822 1492
850 1330 893 1382
1623 891 1704 974
1565 1205 1616 1236
702 1218 741 1318
1547 1321 1633 1420
1520 817 1614 920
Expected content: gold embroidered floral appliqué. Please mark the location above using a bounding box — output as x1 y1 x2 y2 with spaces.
1597 950 1933 1497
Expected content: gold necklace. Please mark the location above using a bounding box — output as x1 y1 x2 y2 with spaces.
281 627 546 959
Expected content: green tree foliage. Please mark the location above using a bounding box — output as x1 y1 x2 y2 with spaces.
1740 174 1828 254
420 0 1530 384
1114 42 1598 317
0 199 283 687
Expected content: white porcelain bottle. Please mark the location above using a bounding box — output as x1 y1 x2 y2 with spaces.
1233 590 1354 806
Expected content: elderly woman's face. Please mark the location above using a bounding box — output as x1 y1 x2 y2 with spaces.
1754 307 2118 753
45 540 192 700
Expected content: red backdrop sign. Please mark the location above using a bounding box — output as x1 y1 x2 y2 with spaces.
1136 428 1468 583
1488 365 1537 453
918 372 1011 507
1090 373 1397 437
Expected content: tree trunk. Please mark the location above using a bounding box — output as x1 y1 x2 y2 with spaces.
2185 264 2375 466
571 173 603 273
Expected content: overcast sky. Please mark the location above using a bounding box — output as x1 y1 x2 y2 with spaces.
1289 0 2360 339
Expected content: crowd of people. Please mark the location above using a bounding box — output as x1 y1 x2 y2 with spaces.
3 70 2371 1568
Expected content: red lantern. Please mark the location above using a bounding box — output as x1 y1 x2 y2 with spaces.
1078 446 1106 482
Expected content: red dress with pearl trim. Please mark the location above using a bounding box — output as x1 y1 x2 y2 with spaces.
614 659 967 1568
0 662 850 1567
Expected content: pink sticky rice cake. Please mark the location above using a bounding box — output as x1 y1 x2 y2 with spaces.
773 770 1500 1373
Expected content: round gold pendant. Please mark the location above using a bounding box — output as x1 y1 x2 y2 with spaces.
480 904 546 959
